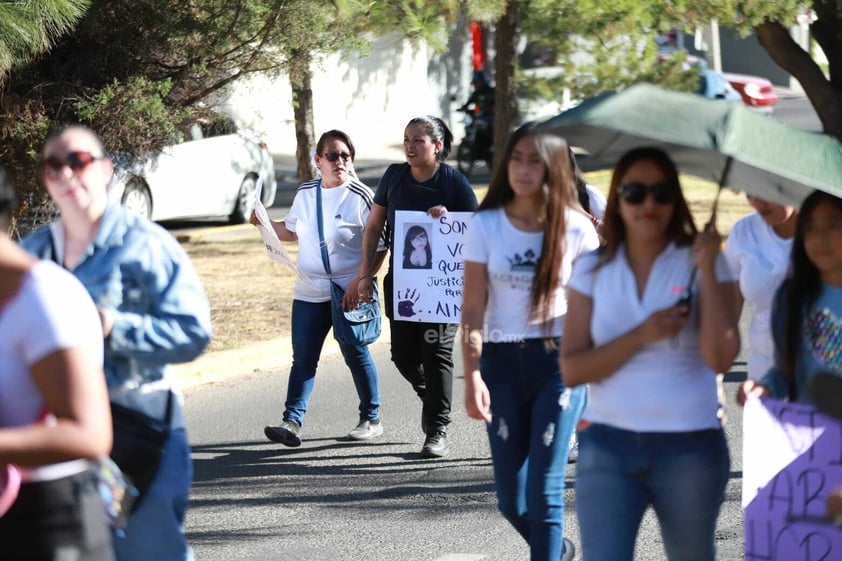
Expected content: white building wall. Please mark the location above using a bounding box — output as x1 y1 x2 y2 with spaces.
219 31 474 159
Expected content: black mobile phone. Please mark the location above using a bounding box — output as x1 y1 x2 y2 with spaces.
676 291 692 317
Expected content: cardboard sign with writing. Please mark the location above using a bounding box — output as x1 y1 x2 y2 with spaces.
392 210 472 323
743 397 842 561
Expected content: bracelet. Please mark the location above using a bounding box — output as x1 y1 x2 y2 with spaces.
360 274 374 281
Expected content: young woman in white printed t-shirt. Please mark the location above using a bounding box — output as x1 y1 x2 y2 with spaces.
252 130 388 447
0 166 113 561
723 196 796 381
561 147 740 561
461 123 599 561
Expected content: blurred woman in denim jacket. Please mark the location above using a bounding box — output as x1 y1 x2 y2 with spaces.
21 125 212 561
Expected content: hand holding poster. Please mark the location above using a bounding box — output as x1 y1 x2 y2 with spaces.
252 178 296 271
392 210 473 323
743 397 842 560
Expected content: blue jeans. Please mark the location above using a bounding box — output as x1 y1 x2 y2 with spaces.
480 340 586 561
114 428 193 561
575 423 730 561
284 299 381 425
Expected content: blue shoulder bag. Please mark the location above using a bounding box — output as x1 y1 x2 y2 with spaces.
316 181 381 346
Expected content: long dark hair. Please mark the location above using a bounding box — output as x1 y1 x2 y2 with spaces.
402 225 431 267
781 190 842 394
598 146 696 268
406 116 453 161
568 145 591 214
479 121 575 325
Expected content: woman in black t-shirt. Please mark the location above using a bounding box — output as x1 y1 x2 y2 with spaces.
358 115 478 458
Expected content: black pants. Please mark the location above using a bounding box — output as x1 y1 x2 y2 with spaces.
384 271 457 434
0 469 114 561
388 319 457 434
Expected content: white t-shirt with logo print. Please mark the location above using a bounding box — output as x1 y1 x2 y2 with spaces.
284 178 386 302
462 207 599 342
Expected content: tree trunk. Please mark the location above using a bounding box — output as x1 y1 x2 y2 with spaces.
756 20 842 140
291 61 316 182
492 0 518 174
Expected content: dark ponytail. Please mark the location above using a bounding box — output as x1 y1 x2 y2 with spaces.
407 115 453 161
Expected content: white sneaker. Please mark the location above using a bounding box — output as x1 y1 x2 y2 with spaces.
567 432 578 463
347 419 384 441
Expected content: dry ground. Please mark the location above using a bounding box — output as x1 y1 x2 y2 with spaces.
184 173 753 353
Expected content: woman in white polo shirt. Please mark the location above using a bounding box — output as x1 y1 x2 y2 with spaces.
561 147 740 561
254 129 387 446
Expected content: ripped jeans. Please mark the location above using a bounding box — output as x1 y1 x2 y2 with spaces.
480 339 586 561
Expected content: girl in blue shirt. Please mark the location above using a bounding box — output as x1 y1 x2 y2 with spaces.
740 190 842 405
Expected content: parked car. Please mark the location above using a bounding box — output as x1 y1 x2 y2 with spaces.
723 72 779 113
696 69 743 103
108 120 277 223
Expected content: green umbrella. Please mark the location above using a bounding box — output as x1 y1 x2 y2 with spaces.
535 83 842 207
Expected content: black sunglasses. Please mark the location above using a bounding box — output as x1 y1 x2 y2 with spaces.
618 181 675 205
39 151 106 177
321 151 352 163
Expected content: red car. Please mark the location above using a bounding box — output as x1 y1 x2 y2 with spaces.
722 72 779 113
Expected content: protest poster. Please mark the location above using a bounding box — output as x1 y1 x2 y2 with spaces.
743 397 842 560
391 210 473 323
253 178 296 271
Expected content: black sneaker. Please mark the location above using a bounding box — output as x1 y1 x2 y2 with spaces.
421 430 449 458
264 420 302 447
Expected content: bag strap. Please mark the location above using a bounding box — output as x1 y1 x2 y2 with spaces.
163 390 174 426
315 180 333 278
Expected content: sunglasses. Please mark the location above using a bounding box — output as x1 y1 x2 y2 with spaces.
321 151 352 163
618 181 675 205
39 151 106 178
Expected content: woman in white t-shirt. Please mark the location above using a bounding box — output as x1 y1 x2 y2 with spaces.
0 167 113 560
723 195 797 381
461 123 599 561
561 147 740 561
253 130 387 447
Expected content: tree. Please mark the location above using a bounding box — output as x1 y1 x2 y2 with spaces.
0 0 89 78
0 0 371 207
741 3 842 139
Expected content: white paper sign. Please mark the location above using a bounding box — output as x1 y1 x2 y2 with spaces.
392 210 472 323
253 178 296 271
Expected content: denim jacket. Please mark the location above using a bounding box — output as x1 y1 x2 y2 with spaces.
21 204 212 425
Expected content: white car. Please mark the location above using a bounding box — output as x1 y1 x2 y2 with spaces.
109 121 277 223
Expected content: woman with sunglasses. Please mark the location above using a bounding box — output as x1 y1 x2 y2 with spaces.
461 123 598 561
358 115 478 458
0 165 113 560
254 129 387 447
21 125 212 561
561 147 740 560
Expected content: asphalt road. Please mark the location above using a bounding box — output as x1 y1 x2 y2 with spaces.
182 332 749 561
